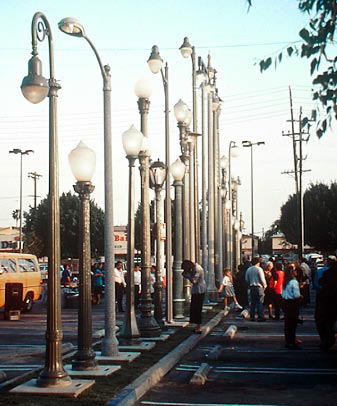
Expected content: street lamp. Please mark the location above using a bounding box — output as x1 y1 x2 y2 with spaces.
147 45 173 323
68 141 97 370
9 148 34 253
170 158 186 319
21 12 71 388
58 17 119 356
174 99 192 302
150 159 166 325
120 125 143 341
228 141 239 272
242 140 265 258
179 37 200 264
135 78 161 336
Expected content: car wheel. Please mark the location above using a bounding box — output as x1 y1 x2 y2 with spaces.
22 293 33 313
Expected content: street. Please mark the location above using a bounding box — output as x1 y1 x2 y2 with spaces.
137 300 337 406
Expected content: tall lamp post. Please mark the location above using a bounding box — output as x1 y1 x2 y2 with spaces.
21 12 72 388
120 125 143 340
228 142 239 272
68 141 97 370
179 37 200 264
220 155 228 271
58 17 119 356
9 148 34 253
135 78 161 336
150 159 166 325
242 140 265 258
147 45 173 323
171 158 186 319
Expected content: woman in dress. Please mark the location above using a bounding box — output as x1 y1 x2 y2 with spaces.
218 268 242 311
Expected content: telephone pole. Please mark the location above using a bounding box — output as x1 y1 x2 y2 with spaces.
282 91 312 259
28 172 42 209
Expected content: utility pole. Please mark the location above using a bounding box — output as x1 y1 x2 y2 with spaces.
28 172 42 209
282 98 312 259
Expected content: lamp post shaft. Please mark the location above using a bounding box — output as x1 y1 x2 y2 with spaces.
120 157 140 339
206 91 217 301
228 144 233 272
25 12 71 388
201 83 208 280
163 64 173 323
72 181 97 370
19 153 23 253
250 146 254 258
101 66 119 355
138 98 160 336
154 187 164 324
173 179 184 318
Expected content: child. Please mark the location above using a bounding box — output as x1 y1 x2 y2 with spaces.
218 268 243 311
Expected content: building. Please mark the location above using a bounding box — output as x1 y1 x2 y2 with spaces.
0 227 20 251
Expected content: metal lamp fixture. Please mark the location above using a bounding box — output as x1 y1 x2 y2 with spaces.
9 148 34 253
120 125 143 340
147 45 163 74
174 99 189 124
179 37 193 58
149 159 166 324
68 141 97 371
59 16 119 357
147 44 173 323
21 11 71 388
171 158 186 319
242 140 265 258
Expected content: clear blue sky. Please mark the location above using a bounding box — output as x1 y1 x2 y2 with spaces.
1 0 336 237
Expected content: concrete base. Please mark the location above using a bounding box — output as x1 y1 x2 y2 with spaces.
165 320 189 327
10 378 95 398
118 342 156 352
64 364 120 376
95 352 140 364
140 333 170 342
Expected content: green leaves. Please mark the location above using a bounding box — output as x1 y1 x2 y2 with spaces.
259 57 272 72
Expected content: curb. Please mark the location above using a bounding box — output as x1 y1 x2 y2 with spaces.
106 310 226 406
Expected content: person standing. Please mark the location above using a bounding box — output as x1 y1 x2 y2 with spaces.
218 268 242 311
263 261 274 319
92 262 104 305
114 261 126 312
299 257 311 305
245 257 267 321
282 263 302 350
61 264 71 287
134 264 141 308
315 256 337 351
272 262 285 320
182 259 206 334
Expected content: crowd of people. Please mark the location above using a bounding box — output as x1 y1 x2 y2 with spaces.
61 253 337 352
229 254 337 351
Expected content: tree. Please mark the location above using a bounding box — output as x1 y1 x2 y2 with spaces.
12 209 20 227
279 182 337 253
23 191 104 259
255 0 337 137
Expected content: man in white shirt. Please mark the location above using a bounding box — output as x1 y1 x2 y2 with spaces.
114 261 126 312
134 264 141 308
245 257 267 321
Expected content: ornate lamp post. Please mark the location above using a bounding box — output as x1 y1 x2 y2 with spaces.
170 158 186 319
179 37 200 264
242 140 265 258
120 125 143 341
147 45 173 323
174 99 192 302
220 155 228 271
135 78 161 336
9 149 34 253
58 17 119 356
149 159 166 325
21 12 72 388
68 141 97 370
228 142 239 271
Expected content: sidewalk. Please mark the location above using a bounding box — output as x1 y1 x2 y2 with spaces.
0 302 225 406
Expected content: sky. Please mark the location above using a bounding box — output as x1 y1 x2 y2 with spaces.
1 0 336 238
